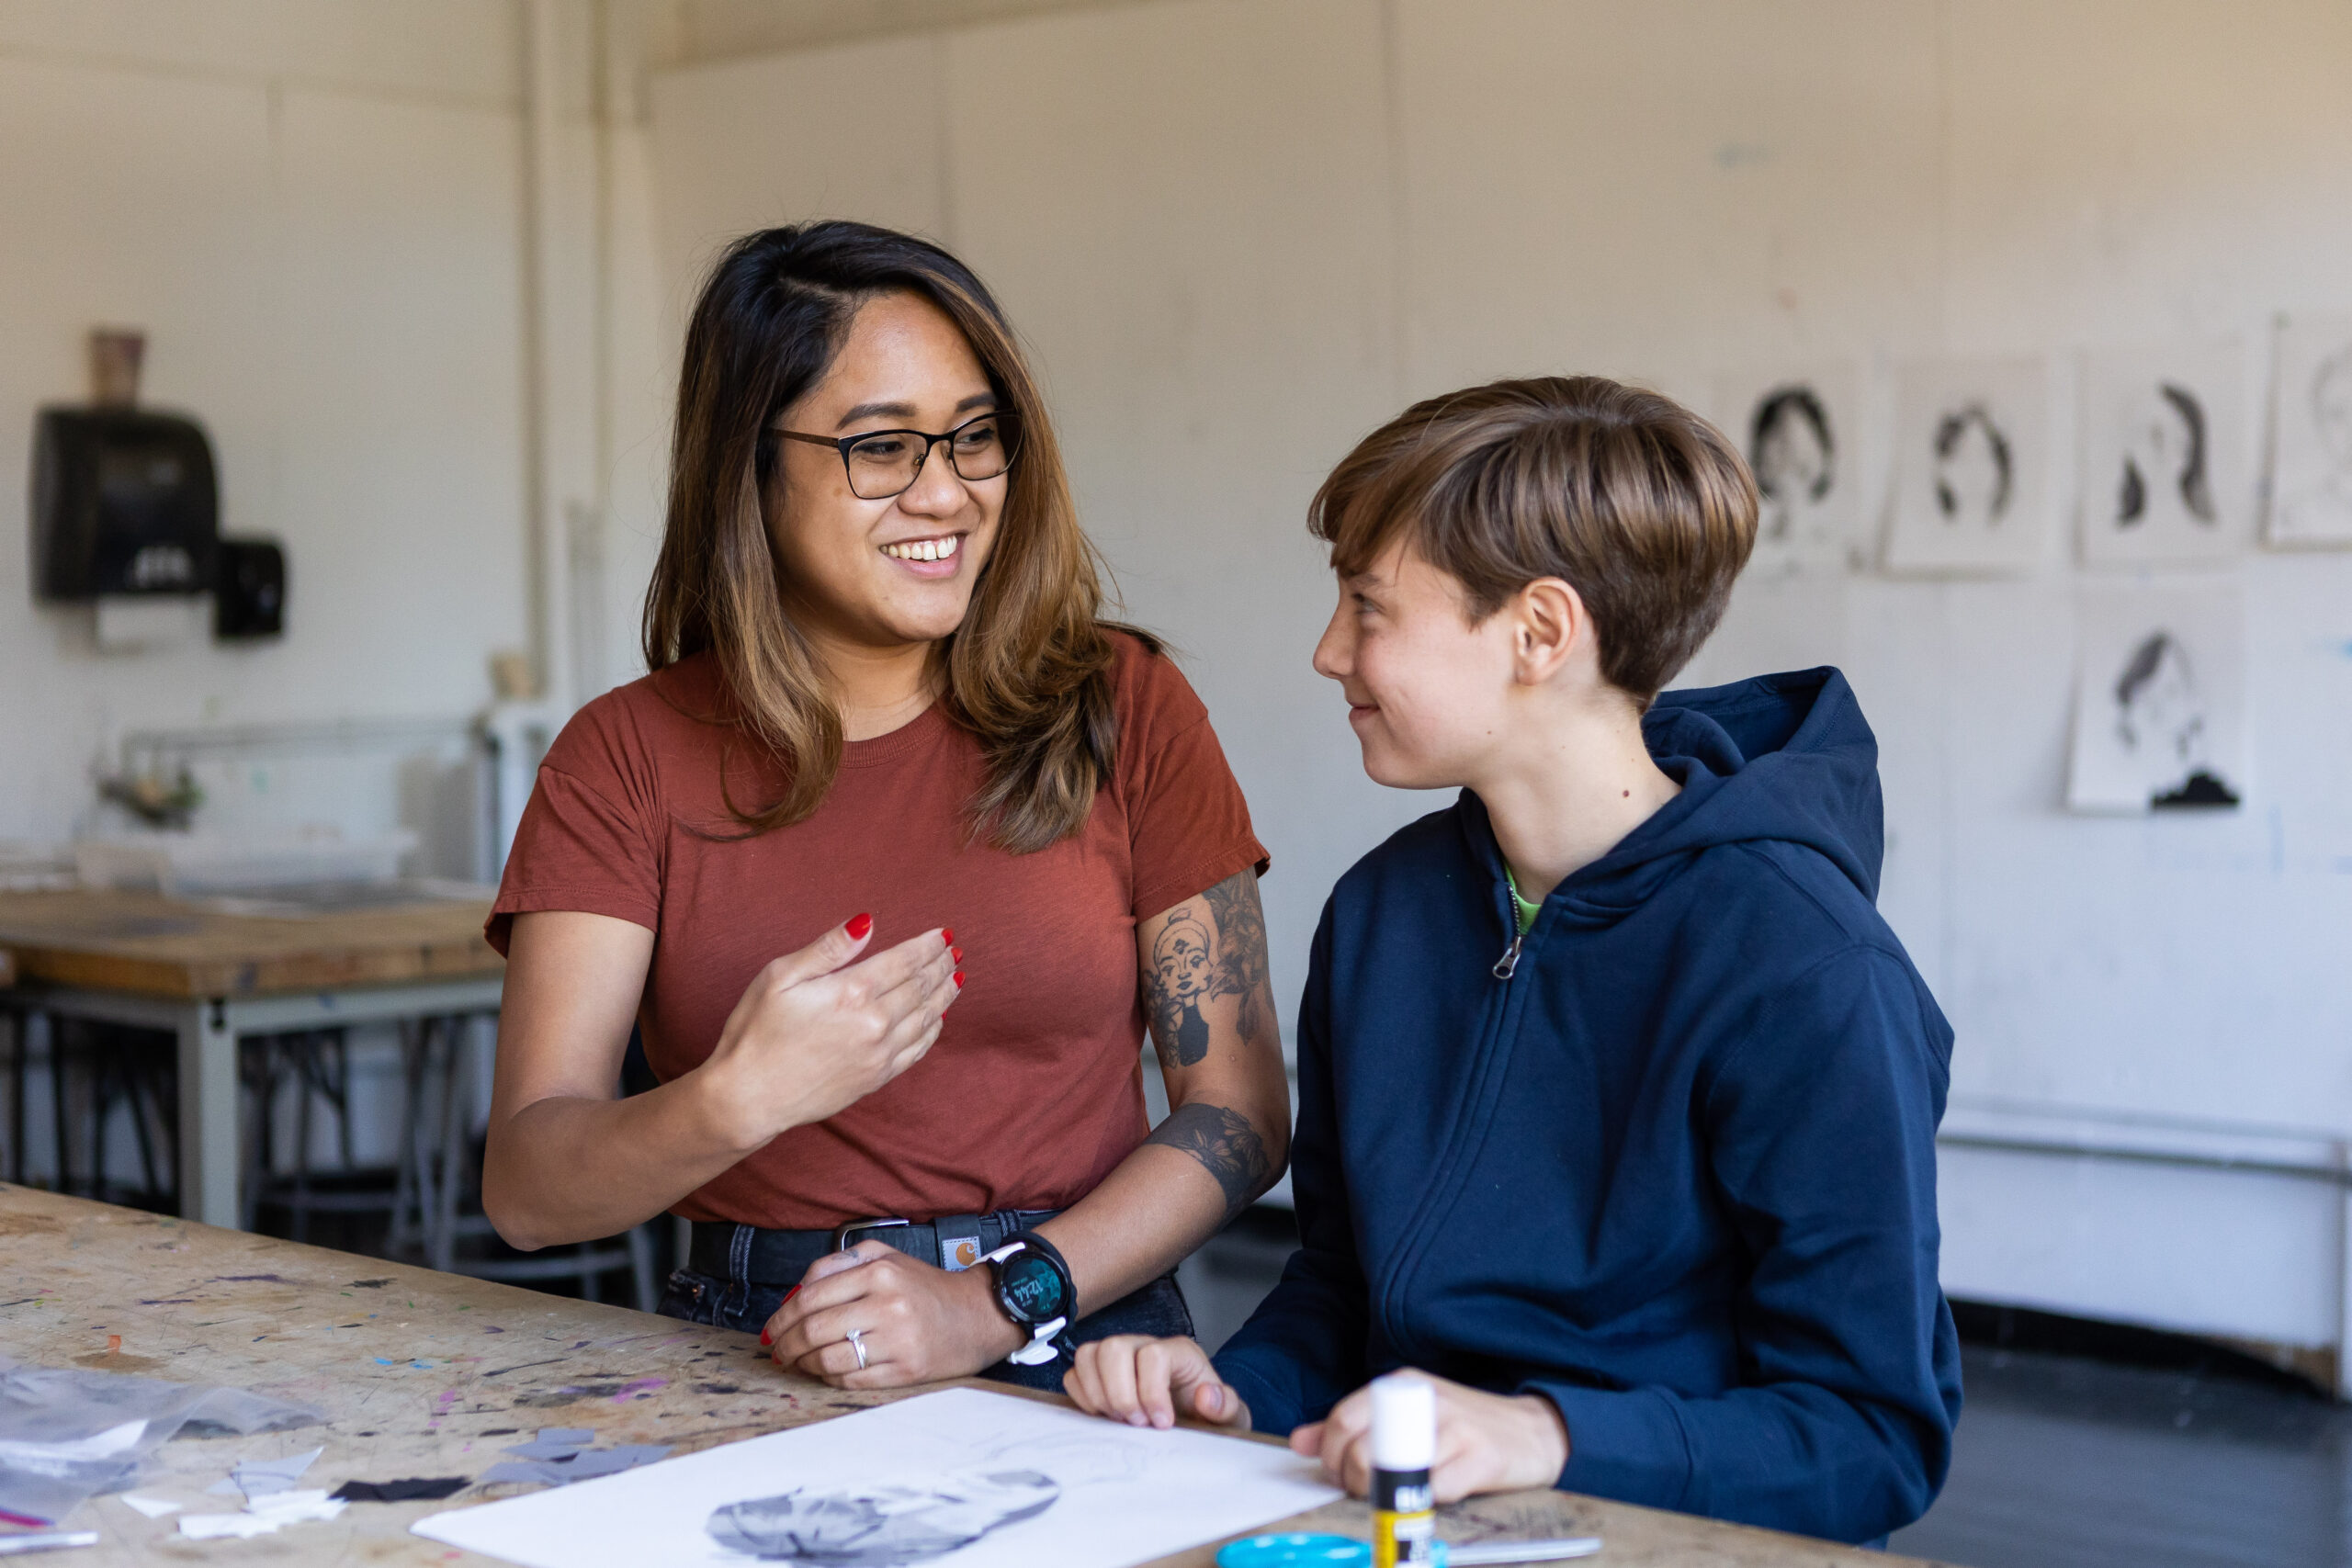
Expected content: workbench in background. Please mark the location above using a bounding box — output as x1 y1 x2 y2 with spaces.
0 888 503 1228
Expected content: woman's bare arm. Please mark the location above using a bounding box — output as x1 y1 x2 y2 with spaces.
1035 866 1291 1314
482 909 961 1250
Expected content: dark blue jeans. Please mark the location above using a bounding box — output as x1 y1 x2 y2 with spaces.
657 1263 1193 1393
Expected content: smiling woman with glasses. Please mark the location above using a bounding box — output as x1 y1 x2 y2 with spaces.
476 220 1290 1396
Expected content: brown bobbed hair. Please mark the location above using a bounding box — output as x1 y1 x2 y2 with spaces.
645 220 1141 852
1308 376 1758 704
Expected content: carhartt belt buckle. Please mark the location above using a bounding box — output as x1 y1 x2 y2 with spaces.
831 1216 910 1253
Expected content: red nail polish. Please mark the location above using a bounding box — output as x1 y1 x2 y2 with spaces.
941 928 955 947
759 1326 771 1345
783 1285 799 1303
951 946 964 963
953 971 966 989
845 913 873 940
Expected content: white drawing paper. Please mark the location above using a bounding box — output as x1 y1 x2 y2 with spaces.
2265 311 2352 547
1883 355 2049 575
2067 581 2246 815
1716 364 1862 577
2077 343 2250 566
413 1387 1342 1568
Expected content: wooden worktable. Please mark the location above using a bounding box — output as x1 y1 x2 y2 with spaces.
0 1186 1933 1567
0 888 504 1228
0 887 500 999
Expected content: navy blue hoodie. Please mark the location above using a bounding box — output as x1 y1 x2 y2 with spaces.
1215 668 1962 1545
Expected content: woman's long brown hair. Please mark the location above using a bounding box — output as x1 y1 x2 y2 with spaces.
643 221 1136 853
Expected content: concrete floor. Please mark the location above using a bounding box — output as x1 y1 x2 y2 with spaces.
1893 1344 2351 1568
1182 1215 2352 1568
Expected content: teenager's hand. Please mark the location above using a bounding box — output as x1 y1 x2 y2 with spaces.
1065 1335 1251 1430
761 1241 1024 1389
1292 1371 1568 1503
697 916 963 1148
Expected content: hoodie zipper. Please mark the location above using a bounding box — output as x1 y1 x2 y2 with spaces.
1491 933 1523 979
1493 861 1528 978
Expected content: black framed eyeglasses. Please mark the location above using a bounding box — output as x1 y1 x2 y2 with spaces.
774 410 1023 501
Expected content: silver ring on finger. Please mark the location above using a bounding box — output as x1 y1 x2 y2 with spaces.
846 1327 868 1371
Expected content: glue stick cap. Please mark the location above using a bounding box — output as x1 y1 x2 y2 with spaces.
1369 1374 1436 1471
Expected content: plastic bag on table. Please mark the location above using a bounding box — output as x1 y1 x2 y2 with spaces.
0 1354 322 1525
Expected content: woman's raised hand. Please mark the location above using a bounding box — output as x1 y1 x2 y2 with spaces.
701 914 964 1148
1065 1335 1251 1431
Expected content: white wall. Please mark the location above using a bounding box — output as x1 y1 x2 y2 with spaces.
0 6 526 850
0 0 683 861
647 0 2352 1359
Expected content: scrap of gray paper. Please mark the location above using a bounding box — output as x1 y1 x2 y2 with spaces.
208 1445 322 1497
0 1355 320 1526
480 1433 672 1488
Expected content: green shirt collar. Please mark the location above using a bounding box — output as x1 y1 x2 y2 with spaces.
1504 864 1541 934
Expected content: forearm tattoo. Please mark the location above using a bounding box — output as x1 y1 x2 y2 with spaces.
1144 868 1276 1069
1203 871 1272 1043
1145 1101 1272 1218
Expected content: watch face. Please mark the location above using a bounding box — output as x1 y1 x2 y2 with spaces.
997 1250 1066 1324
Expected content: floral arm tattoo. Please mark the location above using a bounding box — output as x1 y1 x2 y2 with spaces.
1142 868 1277 1070
1144 1102 1272 1218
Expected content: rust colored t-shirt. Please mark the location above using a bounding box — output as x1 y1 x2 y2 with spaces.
487 634 1267 1230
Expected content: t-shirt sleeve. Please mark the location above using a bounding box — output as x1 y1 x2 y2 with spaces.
484 697 663 955
1115 641 1270 920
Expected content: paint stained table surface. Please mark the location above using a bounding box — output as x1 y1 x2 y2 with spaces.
0 1186 1931 1567
0 887 500 998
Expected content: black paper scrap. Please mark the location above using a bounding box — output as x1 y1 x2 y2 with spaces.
330 1477 469 1503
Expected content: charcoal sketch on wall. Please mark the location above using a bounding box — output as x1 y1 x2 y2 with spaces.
2265 312 2352 547
1716 365 1860 577
1884 355 2049 574
2078 343 2249 566
2068 582 2246 814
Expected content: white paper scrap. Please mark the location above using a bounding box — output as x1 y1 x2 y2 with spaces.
175 1489 346 1540
119 1493 183 1517
245 1487 345 1522
180 1512 282 1540
413 1387 1341 1568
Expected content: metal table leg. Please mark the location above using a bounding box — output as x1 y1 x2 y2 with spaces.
20 976 503 1235
176 999 239 1229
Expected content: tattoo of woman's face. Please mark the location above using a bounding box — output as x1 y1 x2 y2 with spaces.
1150 910 1216 1066
1143 869 1276 1071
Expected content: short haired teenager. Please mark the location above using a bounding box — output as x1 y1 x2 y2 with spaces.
1066 378 1961 1545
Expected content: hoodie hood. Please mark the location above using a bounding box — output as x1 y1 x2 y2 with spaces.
1464 666 1885 918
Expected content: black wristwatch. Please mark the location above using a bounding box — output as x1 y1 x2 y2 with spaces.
983 1230 1073 1366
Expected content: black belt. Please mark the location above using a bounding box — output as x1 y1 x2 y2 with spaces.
688 1209 1060 1287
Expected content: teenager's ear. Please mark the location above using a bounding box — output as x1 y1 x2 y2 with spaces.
1511 577 1591 687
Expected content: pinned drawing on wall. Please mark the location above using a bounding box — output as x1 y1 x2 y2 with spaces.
1716 365 1861 577
413 1387 1341 1568
2067 581 2245 814
2077 343 2249 566
1883 355 2049 574
2264 311 2352 547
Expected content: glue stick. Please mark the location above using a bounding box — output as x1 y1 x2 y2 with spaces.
1369 1374 1436 1568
